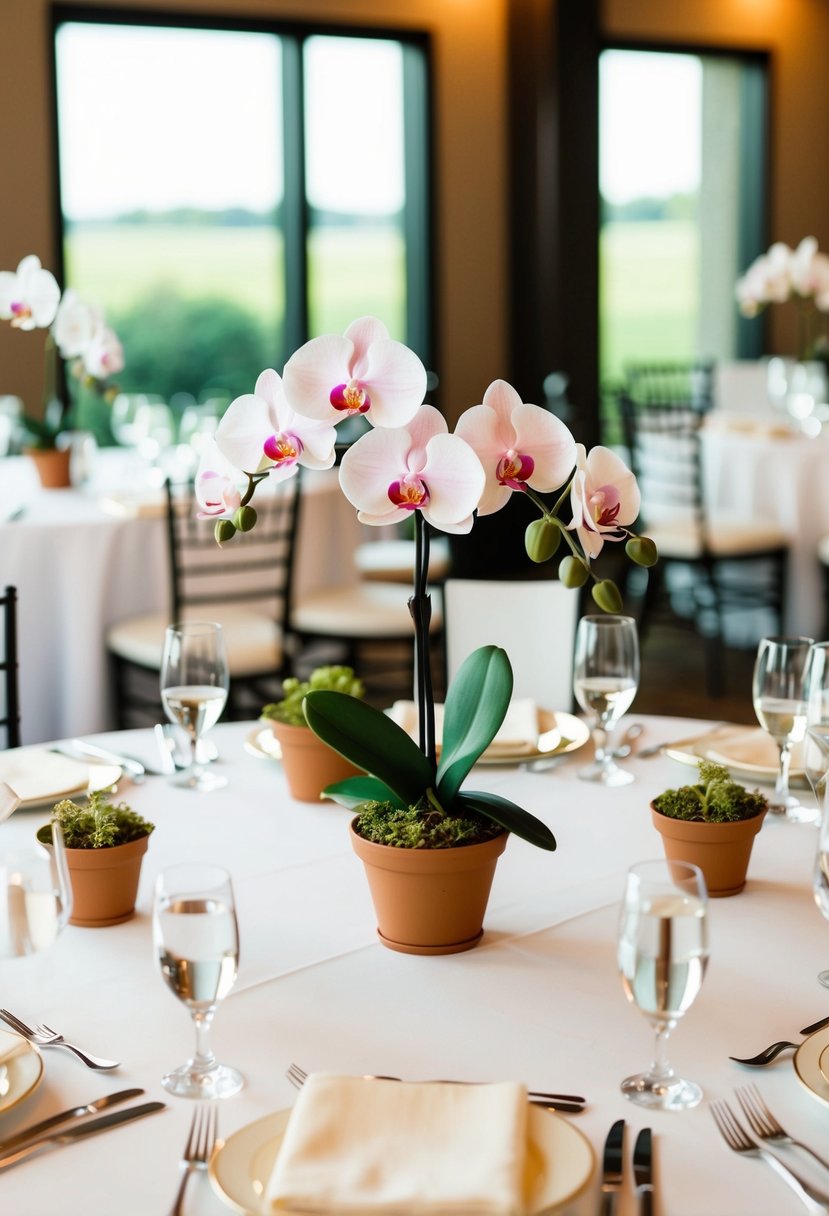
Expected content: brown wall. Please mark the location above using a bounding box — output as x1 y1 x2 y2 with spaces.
602 0 829 359
0 0 509 421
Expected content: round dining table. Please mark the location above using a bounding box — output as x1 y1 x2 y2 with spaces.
0 713 827 1215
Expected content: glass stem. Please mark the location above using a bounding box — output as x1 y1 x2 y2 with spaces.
648 1023 676 1083
593 722 609 766
775 742 793 803
191 1009 217 1073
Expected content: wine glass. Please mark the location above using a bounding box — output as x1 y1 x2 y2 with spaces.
752 635 815 823
617 859 709 1110
573 615 639 786
0 826 72 958
160 622 229 792
153 863 243 1099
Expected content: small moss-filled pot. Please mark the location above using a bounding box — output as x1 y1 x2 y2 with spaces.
349 817 508 955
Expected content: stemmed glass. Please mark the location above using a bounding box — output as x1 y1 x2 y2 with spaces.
617 859 709 1110
153 863 243 1099
752 635 815 822
573 615 639 786
160 622 229 792
0 826 72 958
804 642 829 817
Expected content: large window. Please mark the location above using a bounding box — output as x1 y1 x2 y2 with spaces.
52 12 431 431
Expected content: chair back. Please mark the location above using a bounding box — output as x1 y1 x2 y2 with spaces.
619 395 706 538
165 476 301 641
0 586 21 749
443 578 579 709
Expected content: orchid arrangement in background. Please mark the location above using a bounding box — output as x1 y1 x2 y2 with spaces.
198 315 656 848
0 254 124 448
736 236 829 362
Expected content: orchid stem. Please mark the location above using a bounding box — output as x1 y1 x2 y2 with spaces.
410 512 436 769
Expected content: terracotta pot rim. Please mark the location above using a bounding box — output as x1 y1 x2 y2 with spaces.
349 817 508 870
37 830 150 867
650 803 767 839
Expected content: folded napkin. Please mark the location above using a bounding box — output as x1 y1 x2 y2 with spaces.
389 698 539 756
708 728 804 772
266 1073 528 1214
0 749 88 803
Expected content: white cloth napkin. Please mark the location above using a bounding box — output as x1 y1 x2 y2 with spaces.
707 728 804 772
389 699 539 756
266 1073 528 1214
0 749 88 803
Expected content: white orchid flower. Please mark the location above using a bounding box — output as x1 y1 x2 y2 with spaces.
195 437 244 520
52 289 98 358
216 368 336 481
454 379 577 516
569 444 641 560
282 316 426 429
339 403 484 534
82 322 124 379
0 255 60 330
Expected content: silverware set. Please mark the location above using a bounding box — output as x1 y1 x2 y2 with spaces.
600 1118 653 1215
0 1009 120 1070
730 1014 829 1066
0 1089 164 1171
711 1086 829 1213
168 1104 218 1216
286 1062 587 1113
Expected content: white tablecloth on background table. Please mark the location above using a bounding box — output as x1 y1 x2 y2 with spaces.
1 714 828 1216
0 452 363 745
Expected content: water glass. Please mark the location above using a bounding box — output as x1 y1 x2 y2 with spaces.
0 828 72 958
573 615 639 786
153 863 242 1099
160 622 229 792
752 635 815 822
617 859 708 1110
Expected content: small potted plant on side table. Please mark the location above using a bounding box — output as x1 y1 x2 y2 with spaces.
37 789 154 926
651 761 768 897
261 666 366 803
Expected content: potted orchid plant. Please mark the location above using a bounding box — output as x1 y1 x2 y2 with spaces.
0 254 123 484
196 316 655 952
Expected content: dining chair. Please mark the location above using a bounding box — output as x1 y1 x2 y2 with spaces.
443 577 579 710
106 478 300 726
619 393 789 697
623 360 715 415
0 586 21 749
353 533 451 586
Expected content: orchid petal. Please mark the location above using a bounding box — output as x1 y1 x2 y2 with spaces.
511 404 577 491
418 432 485 530
359 337 426 427
343 316 390 379
216 394 273 473
480 380 524 444
282 334 355 421
339 426 415 517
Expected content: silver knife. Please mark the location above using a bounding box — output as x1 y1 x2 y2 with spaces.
56 739 150 781
0 1088 144 1155
633 1127 653 1216
600 1118 625 1216
0 1101 165 1170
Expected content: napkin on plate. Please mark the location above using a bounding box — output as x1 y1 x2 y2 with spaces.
389 698 540 756
0 749 88 804
266 1073 528 1214
707 728 804 772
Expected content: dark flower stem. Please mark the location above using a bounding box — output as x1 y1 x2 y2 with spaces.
410 511 436 767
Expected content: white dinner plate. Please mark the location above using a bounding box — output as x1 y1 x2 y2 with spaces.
793 1025 829 1107
209 1104 594 1215
0 1030 44 1115
664 726 805 787
0 748 123 810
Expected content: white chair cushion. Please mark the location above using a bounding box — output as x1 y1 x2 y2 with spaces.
647 518 789 560
292 584 442 639
107 603 284 675
355 538 451 584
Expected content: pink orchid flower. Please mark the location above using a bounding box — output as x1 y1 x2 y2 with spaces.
195 438 243 520
454 379 577 516
339 404 485 534
216 369 337 481
0 255 61 330
569 444 641 559
82 323 124 379
282 316 426 428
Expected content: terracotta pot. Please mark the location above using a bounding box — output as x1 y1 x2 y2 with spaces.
350 819 508 955
270 720 362 802
650 804 767 897
38 828 150 926
25 447 72 488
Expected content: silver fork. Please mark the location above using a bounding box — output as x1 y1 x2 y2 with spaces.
286 1064 586 1111
737 1084 829 1174
0 1010 120 1070
710 1099 829 1214
168 1104 218 1216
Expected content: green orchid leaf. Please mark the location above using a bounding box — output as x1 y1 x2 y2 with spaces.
436 646 514 804
321 775 406 811
456 791 557 851
304 690 435 808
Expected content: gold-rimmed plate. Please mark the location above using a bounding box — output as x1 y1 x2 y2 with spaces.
664 726 806 787
793 1025 829 1107
0 1030 44 1115
209 1104 594 1215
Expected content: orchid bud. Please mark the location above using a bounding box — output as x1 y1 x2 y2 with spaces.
233 504 257 533
215 519 236 544
525 517 560 563
625 535 658 567
559 555 589 588
592 578 623 613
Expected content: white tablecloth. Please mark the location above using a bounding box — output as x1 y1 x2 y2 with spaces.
0 714 827 1215
702 426 829 638
0 451 362 745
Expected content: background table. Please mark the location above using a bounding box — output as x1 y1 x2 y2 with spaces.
0 451 363 745
1 714 828 1215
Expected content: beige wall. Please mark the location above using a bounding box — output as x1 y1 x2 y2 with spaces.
0 0 509 420
602 0 829 359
